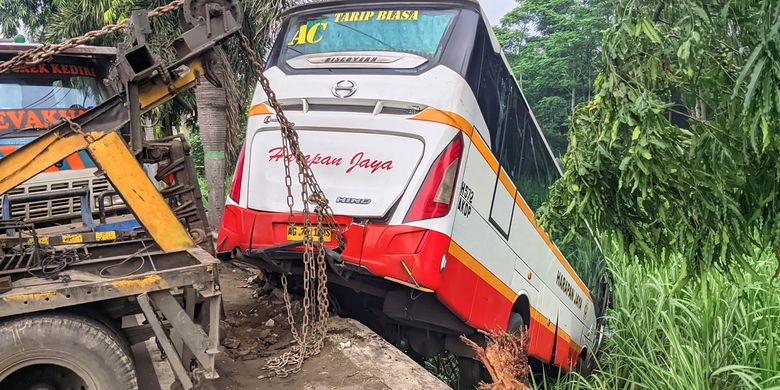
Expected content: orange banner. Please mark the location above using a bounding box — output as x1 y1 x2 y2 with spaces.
0 108 86 131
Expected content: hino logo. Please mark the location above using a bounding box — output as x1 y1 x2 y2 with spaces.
331 80 357 98
335 196 372 205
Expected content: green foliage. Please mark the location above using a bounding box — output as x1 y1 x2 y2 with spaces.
545 245 780 390
539 0 780 272
497 0 610 155
187 130 205 176
0 0 55 39
424 354 459 388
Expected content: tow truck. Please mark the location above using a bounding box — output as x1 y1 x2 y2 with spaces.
0 1 246 388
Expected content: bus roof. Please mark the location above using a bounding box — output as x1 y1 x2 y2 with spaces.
0 42 115 58
283 0 482 18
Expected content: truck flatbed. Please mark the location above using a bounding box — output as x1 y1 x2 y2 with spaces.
0 239 219 317
0 222 222 389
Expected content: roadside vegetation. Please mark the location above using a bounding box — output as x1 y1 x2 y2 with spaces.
548 246 780 390
498 0 780 389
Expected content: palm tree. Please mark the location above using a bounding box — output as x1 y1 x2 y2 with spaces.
1 0 295 228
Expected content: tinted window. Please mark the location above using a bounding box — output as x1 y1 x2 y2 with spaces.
0 59 109 132
495 85 559 213
280 8 458 69
516 117 559 212
499 97 522 178
476 54 499 147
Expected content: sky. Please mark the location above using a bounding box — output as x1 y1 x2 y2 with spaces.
480 0 517 25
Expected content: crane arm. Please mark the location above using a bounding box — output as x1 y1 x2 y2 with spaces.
0 0 240 252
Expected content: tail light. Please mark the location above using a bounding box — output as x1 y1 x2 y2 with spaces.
405 135 463 223
228 142 246 203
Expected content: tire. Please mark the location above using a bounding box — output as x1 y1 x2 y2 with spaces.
576 352 595 377
0 313 138 390
508 312 525 334
457 356 483 390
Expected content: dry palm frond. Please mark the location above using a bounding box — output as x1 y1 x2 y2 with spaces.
460 330 532 390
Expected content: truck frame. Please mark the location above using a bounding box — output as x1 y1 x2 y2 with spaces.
0 1 244 388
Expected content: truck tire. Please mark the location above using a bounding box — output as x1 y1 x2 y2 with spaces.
0 313 138 390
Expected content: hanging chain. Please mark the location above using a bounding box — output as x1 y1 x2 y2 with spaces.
0 0 341 378
0 0 185 75
238 32 342 377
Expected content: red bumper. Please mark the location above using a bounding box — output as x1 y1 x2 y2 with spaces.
217 204 450 291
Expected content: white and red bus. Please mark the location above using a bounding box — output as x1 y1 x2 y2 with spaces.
218 0 599 384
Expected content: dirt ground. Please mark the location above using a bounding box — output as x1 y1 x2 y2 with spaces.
206 262 450 390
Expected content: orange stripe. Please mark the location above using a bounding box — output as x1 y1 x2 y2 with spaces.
531 306 556 333
65 153 85 170
498 168 516 196
409 108 474 137
449 240 583 352
410 108 592 301
558 328 582 354
248 103 272 117
471 131 499 172
448 240 517 302
533 307 582 353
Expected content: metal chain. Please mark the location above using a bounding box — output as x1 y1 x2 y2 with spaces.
61 116 94 141
238 32 341 377
0 0 339 377
0 0 185 75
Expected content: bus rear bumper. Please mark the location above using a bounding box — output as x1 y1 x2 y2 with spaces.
217 204 449 290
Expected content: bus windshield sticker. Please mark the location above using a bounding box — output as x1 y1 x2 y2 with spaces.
283 8 457 61
333 10 420 23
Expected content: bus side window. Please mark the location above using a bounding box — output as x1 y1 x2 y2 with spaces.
516 110 558 212
498 89 523 179
477 55 501 150
468 19 508 153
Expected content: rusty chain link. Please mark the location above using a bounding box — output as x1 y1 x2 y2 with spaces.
0 0 185 75
238 31 342 377
61 116 95 141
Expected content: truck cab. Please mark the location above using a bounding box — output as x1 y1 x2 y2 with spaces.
0 41 123 225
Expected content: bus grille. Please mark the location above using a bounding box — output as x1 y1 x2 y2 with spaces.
0 177 123 224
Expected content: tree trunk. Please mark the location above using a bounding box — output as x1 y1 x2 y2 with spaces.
571 86 576 112
195 75 227 229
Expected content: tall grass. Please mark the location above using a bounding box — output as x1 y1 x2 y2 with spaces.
553 246 780 390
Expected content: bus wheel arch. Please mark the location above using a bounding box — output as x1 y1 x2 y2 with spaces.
576 347 595 377
509 294 530 332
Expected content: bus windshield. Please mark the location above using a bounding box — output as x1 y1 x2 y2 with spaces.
280 7 458 69
0 60 109 133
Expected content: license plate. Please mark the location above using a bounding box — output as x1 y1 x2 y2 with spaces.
286 225 332 242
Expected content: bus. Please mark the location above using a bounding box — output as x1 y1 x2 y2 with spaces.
217 0 601 385
0 42 124 225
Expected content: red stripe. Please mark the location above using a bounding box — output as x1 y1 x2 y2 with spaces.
217 205 583 369
0 145 16 156
65 153 85 169
529 317 556 362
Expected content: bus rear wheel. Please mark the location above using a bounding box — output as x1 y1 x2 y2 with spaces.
0 313 138 390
